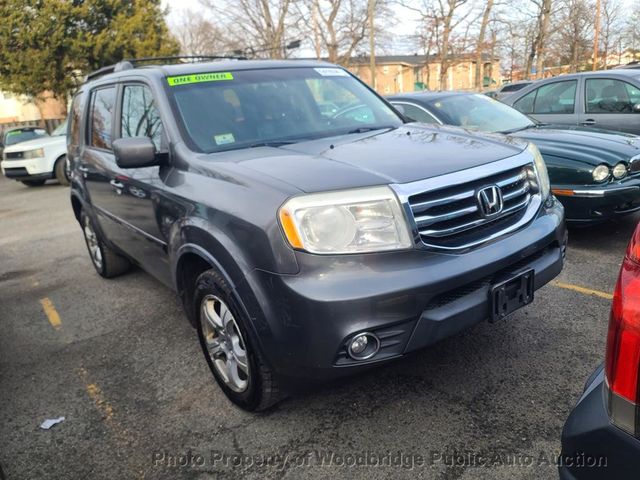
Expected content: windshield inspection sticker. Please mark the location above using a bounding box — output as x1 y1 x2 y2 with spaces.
167 72 234 86
314 67 350 77
214 133 235 145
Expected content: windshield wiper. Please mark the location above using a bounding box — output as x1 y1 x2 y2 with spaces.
501 124 538 134
247 140 298 148
345 126 396 135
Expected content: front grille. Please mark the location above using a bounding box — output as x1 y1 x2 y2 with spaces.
407 164 537 250
4 151 24 160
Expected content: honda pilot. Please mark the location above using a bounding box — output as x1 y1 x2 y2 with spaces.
68 59 566 410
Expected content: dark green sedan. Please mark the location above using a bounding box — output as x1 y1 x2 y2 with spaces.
388 91 640 224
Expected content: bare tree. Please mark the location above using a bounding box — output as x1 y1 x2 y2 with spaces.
305 0 370 64
601 0 622 68
201 0 299 58
474 0 494 90
402 0 472 89
525 0 551 79
555 0 594 72
172 9 239 56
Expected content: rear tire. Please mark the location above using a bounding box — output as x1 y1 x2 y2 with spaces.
194 269 281 411
21 180 46 187
54 156 70 186
80 211 130 278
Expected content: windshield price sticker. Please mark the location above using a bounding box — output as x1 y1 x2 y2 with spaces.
167 72 234 86
314 68 350 77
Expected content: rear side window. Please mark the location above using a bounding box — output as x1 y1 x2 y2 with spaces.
585 78 640 113
121 85 164 150
89 87 116 150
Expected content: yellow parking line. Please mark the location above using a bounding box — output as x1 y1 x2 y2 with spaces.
550 281 613 300
40 297 62 330
76 368 141 476
80 374 115 421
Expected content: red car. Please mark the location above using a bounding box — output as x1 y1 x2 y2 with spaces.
560 223 640 478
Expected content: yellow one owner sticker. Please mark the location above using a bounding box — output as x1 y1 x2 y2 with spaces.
167 72 234 86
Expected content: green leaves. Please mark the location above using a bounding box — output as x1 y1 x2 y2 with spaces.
0 0 179 100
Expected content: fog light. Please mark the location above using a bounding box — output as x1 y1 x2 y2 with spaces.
350 335 368 354
347 332 380 360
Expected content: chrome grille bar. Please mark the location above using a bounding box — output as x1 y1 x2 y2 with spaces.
391 151 541 251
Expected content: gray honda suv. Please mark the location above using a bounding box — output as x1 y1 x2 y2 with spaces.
68 58 566 410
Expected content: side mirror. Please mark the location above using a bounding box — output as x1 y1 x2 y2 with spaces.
113 137 159 169
633 103 640 113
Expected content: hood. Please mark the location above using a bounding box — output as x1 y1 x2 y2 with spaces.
510 126 640 166
203 124 527 193
3 135 65 153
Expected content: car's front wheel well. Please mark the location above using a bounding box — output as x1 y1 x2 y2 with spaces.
176 252 214 327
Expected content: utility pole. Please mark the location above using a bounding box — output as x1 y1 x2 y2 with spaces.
593 0 601 70
368 0 376 91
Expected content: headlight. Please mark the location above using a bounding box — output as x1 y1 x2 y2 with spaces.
22 148 45 159
612 162 628 180
278 186 413 254
527 143 550 200
592 164 610 182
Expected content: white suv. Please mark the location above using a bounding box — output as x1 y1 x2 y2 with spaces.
1 121 68 186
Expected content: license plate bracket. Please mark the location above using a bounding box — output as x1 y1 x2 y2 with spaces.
490 269 535 322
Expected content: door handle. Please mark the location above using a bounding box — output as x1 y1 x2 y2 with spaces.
110 179 124 189
580 119 596 126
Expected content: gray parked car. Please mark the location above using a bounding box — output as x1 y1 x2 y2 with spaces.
68 57 565 410
504 70 640 135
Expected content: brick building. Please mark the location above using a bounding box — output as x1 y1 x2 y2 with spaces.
346 54 502 94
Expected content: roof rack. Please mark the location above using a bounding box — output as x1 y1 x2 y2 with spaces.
85 55 247 82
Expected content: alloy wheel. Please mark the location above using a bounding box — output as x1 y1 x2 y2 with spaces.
200 294 249 393
83 217 103 270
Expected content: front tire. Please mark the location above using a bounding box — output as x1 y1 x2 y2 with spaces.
194 269 281 411
80 211 130 278
54 156 70 186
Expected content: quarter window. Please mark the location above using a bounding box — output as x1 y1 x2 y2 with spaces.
513 90 535 114
89 87 116 149
121 85 164 150
585 78 640 113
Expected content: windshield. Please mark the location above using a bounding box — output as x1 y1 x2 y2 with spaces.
426 94 535 134
4 128 48 146
51 120 68 136
166 67 403 153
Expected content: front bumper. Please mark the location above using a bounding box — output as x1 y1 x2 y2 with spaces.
237 200 565 384
559 364 640 480
1 156 52 180
552 178 640 223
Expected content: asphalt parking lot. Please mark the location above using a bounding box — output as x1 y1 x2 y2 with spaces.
0 175 635 480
